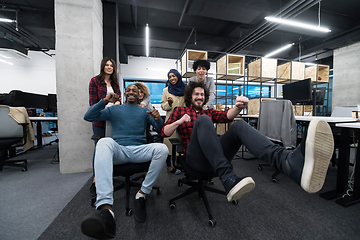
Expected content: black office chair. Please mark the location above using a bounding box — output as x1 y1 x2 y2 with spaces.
90 132 161 216
0 106 28 171
168 138 238 227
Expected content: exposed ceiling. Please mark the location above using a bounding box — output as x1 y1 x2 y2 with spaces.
1 0 359 68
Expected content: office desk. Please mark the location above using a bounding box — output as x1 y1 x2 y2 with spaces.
29 117 58 147
295 116 356 123
332 122 360 207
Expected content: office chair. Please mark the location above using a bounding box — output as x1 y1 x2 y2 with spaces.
90 131 161 216
257 100 297 183
168 137 238 227
0 106 29 171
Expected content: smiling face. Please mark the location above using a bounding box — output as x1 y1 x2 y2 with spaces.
138 89 144 100
195 66 207 81
103 60 114 75
124 85 139 104
168 72 178 85
191 87 205 110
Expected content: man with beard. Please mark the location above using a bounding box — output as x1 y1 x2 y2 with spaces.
81 84 168 239
162 81 334 202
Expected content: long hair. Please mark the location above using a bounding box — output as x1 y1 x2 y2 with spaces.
184 81 209 107
134 82 149 97
95 57 119 92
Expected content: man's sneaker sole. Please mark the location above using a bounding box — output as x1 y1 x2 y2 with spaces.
227 177 255 202
301 119 334 193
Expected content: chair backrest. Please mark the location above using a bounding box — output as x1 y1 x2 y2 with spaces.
0 106 23 138
258 99 297 149
331 106 359 117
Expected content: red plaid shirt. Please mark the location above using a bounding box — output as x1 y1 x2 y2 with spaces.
161 106 231 155
89 77 121 128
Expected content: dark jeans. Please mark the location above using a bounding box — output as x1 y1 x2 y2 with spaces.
92 124 105 177
185 115 292 184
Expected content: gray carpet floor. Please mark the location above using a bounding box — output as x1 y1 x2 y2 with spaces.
0 143 91 240
37 153 360 240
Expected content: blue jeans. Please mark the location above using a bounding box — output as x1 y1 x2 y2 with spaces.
92 125 105 177
186 115 291 184
94 137 168 209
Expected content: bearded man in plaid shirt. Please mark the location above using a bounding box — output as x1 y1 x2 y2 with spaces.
162 81 334 202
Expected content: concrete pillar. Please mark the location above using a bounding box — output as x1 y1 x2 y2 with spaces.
55 0 103 173
333 41 360 109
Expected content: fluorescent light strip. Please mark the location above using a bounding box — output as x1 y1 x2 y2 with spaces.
145 24 149 57
0 18 16 23
265 17 331 32
0 59 13 65
264 43 294 58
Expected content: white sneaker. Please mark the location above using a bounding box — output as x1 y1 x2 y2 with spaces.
301 119 334 193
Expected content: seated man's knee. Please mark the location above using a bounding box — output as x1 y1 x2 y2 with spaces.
96 137 114 148
195 115 213 127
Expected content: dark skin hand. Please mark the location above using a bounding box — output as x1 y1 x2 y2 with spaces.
167 97 173 107
147 108 160 121
103 92 120 104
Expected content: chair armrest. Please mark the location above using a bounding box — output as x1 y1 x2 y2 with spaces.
91 134 103 141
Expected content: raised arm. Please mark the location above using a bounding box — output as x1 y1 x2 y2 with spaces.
227 95 249 120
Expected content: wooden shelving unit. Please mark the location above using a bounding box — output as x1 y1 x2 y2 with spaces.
216 54 245 80
248 57 277 82
180 49 207 78
305 64 330 84
277 61 305 84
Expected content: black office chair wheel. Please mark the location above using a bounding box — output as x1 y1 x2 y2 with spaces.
272 178 278 183
232 200 239 205
207 180 214 185
125 208 133 216
258 166 263 171
208 219 216 227
169 202 176 209
22 167 27 172
178 179 183 187
91 197 96 207
156 188 161 195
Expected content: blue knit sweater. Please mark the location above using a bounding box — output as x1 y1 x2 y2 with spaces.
84 100 164 146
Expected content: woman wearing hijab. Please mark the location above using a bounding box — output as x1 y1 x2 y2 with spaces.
161 69 186 174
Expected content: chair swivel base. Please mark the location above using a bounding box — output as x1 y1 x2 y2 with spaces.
169 177 238 227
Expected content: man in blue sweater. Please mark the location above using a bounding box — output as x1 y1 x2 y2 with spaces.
81 84 168 239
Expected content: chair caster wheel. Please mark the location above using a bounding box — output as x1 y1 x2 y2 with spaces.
258 166 262 171
22 167 27 172
208 219 216 227
126 208 132 216
232 200 239 205
169 202 176 209
272 178 278 183
178 179 183 187
156 188 161 195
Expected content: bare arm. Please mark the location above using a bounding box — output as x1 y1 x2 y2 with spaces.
163 114 190 136
227 96 249 120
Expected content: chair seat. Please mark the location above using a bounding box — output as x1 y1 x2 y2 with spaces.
179 157 216 180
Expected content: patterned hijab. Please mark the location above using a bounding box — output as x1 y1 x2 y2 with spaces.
167 69 185 96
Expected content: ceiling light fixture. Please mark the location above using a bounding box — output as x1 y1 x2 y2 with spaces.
145 23 149 57
265 17 331 32
264 43 294 58
0 17 16 23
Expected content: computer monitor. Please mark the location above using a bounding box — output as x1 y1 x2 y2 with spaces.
312 87 326 105
282 78 312 104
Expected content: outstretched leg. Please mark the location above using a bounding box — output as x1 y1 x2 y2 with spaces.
186 115 255 201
